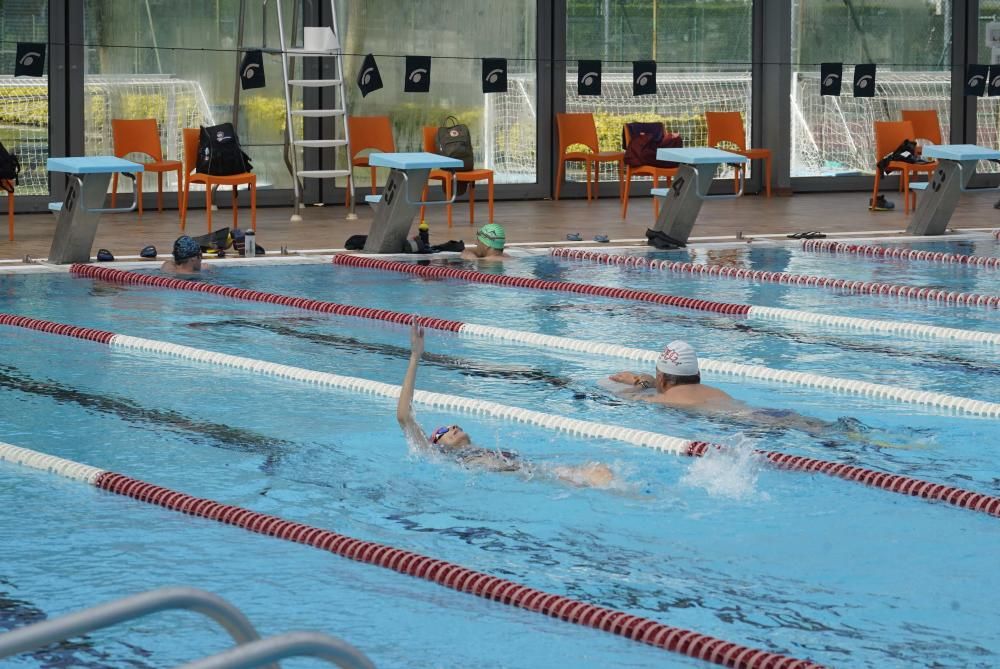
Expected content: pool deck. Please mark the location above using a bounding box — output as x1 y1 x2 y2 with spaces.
1 190 997 262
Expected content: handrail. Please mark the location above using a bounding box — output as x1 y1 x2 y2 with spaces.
0 587 277 669
177 631 375 669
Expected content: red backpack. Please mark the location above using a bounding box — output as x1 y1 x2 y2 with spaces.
623 122 683 169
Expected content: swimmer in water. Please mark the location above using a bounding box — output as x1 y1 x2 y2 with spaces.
396 323 615 487
161 235 206 275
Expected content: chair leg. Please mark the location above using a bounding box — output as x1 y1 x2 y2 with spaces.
468 183 476 226
765 156 772 198
7 189 13 242
487 174 494 224
585 160 593 202
232 186 239 229
370 167 377 195
420 183 429 223
136 173 144 218
903 170 910 215
111 173 119 209
617 159 625 203
250 181 257 232
621 169 632 220
734 165 740 194
181 182 190 231
871 172 881 210
555 159 565 200
345 167 352 208
176 168 184 225
205 182 213 233
157 172 164 212
446 177 453 228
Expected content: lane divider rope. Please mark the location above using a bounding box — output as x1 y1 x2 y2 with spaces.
4 313 999 519
330 255 1000 346
802 239 1000 268
54 271 1000 417
549 248 1000 309
0 441 826 669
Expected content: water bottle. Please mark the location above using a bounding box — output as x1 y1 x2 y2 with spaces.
244 229 256 257
418 221 430 247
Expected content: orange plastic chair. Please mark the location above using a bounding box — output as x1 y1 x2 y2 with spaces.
419 126 494 228
704 111 771 198
110 119 184 218
900 110 943 146
3 182 14 241
181 128 256 233
346 116 395 208
621 123 678 221
555 113 624 202
872 120 936 215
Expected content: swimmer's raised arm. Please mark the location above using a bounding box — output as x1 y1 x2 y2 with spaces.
397 323 430 446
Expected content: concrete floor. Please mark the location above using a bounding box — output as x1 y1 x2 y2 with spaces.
2 189 998 262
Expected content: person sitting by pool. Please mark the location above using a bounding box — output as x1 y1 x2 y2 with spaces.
461 223 509 261
161 235 205 275
397 322 614 487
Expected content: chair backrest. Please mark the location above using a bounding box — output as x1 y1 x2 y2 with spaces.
556 113 599 154
347 116 395 159
112 118 164 162
704 111 746 151
900 110 942 145
182 128 200 175
874 120 915 160
623 121 665 148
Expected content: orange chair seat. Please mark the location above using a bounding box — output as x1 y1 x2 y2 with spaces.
564 150 624 162
430 168 494 181
737 148 771 160
141 159 182 173
885 160 937 173
187 172 256 187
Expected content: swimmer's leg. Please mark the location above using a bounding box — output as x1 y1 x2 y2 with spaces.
551 462 615 488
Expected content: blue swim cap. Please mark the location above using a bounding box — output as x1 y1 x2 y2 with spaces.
173 236 201 263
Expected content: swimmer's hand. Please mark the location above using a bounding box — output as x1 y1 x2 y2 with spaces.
610 372 640 385
410 322 424 355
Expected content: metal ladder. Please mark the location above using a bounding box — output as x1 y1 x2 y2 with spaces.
234 0 354 222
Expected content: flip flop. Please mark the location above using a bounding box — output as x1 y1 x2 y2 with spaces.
802 231 827 239
594 234 610 243
565 232 583 241
786 232 806 239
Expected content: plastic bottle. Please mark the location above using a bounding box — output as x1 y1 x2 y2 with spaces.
418 221 430 247
244 228 256 257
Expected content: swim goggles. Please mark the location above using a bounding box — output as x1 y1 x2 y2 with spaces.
431 425 455 444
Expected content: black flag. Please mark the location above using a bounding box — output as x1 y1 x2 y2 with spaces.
578 60 601 96
404 55 431 93
853 64 876 98
989 65 1000 97
820 62 842 96
239 50 266 90
14 42 45 77
357 54 383 97
632 61 656 96
965 64 988 96
482 58 507 93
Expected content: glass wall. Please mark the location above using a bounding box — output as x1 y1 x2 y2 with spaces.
790 0 952 178
337 0 537 186
84 0 297 192
565 0 752 184
0 0 49 195
978 2 1000 153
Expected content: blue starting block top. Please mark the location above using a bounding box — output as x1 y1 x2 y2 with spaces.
650 188 670 197
920 144 1000 162
365 194 382 204
656 147 748 165
47 156 145 174
367 152 462 170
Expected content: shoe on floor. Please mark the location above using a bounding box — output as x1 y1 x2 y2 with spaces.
594 234 610 243
565 232 582 241
869 194 895 211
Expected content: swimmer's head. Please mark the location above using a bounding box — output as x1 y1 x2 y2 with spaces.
172 235 202 264
655 340 700 386
430 424 471 449
476 223 506 251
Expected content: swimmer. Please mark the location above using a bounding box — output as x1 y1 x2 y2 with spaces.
397 322 614 487
461 223 509 261
161 235 206 274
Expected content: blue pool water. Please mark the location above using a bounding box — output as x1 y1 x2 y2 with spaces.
1 238 998 668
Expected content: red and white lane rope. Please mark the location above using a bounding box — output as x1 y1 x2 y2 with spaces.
0 441 824 669
802 239 1000 268
59 269 1000 416
330 255 1000 346
4 313 1000 519
549 248 1000 309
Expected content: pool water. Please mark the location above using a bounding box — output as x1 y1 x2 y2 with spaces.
1 238 998 668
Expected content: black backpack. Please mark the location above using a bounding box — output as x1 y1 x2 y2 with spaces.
436 116 474 171
0 141 21 193
197 123 252 176
877 139 925 176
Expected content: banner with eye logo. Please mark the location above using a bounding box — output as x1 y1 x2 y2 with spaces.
820 62 842 96
404 55 431 93
632 61 656 96
482 58 507 93
577 60 601 96
964 64 988 97
852 63 876 98
239 50 266 90
357 54 383 97
14 42 45 77
988 65 1000 97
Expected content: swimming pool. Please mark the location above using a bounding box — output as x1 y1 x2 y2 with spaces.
1 235 998 668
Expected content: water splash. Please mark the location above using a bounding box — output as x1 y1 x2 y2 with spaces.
680 434 769 502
